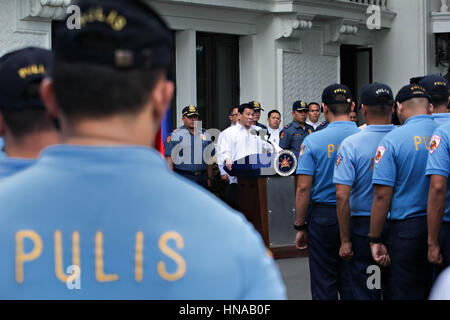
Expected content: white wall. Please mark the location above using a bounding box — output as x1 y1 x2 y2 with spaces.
0 0 51 57
372 0 429 94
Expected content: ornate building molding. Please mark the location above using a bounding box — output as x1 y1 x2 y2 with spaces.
276 14 314 40
322 19 359 56
18 0 72 21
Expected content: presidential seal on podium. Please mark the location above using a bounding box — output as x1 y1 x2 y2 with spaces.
273 149 297 177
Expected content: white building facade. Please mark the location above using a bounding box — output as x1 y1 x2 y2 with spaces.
1 0 449 128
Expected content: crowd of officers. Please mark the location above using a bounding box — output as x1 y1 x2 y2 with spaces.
164 77 450 300
0 0 449 301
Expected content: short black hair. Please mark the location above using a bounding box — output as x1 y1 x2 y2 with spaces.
431 95 449 108
308 102 320 110
364 96 394 117
2 108 55 138
52 59 164 120
326 94 352 115
268 110 280 118
238 103 254 114
1 82 56 138
229 106 238 115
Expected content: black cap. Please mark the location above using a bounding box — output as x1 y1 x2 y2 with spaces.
395 84 431 103
249 101 264 112
322 84 353 105
360 83 394 106
182 105 199 117
418 75 450 98
53 0 173 70
0 47 52 110
292 100 308 112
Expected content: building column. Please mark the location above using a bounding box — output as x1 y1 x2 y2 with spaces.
175 30 197 127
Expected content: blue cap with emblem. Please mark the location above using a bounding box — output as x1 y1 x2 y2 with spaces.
322 84 353 105
395 84 431 103
249 101 264 112
182 105 199 117
360 82 394 106
0 47 52 110
292 100 308 112
53 0 173 71
418 75 450 98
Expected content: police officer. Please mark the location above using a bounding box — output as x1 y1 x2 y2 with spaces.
0 47 60 179
419 75 450 125
307 102 328 131
0 0 286 299
165 105 214 189
249 100 267 129
426 121 450 277
333 83 396 300
369 84 437 300
279 100 314 154
295 84 359 300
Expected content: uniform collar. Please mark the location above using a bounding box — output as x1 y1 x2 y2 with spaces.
433 113 450 119
365 124 395 132
327 121 358 128
293 121 307 129
404 114 433 125
236 122 256 131
38 144 168 169
180 125 201 135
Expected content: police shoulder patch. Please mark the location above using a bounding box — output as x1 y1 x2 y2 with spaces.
280 131 285 139
299 144 306 157
374 146 386 164
336 154 343 167
308 128 312 134
166 135 171 144
429 135 442 154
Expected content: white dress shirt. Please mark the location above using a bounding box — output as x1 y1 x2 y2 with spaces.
217 123 271 184
267 127 280 147
306 119 321 130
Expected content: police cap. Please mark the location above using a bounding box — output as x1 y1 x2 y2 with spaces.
322 84 352 105
249 101 264 112
0 47 52 110
182 105 199 117
292 100 308 112
53 0 173 70
418 75 450 98
360 83 394 106
395 84 431 103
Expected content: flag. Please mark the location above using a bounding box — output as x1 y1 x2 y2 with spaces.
154 106 173 155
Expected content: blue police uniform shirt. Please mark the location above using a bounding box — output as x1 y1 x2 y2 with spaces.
256 122 267 130
164 125 214 172
433 113 450 125
372 115 438 220
0 137 5 158
0 157 35 179
426 122 450 222
333 125 395 216
279 121 314 153
296 121 360 204
0 145 286 299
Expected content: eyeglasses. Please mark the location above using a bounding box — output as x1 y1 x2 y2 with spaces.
231 113 238 117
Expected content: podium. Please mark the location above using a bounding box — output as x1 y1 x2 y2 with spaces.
226 153 307 259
